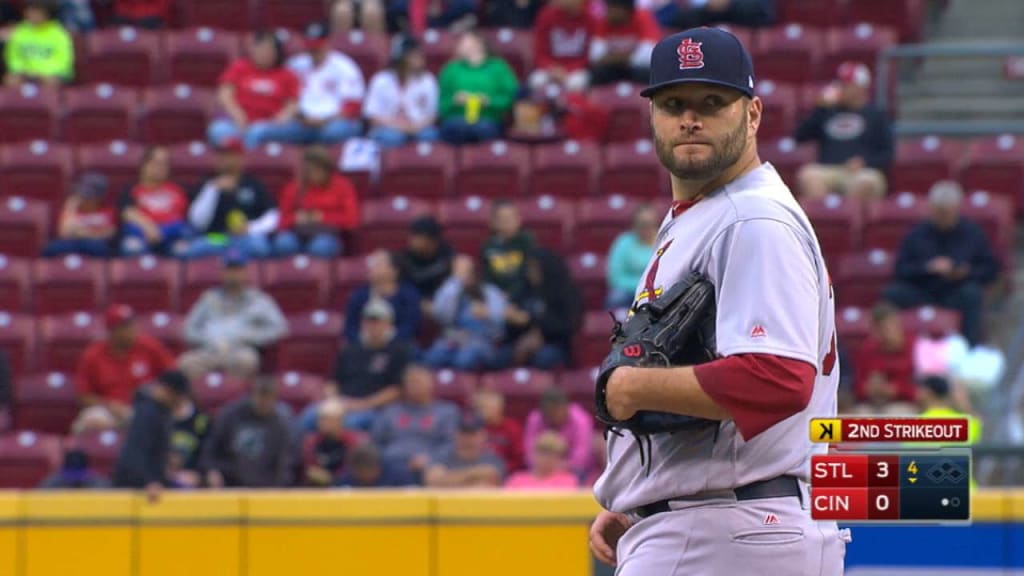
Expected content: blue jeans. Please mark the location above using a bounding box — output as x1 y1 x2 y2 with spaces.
422 339 496 371
181 234 272 260
440 118 502 145
531 345 567 370
367 125 440 148
273 231 341 259
296 404 377 434
121 221 192 256
43 238 111 257
208 118 316 150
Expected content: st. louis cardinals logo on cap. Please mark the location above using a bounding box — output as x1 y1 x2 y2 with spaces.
677 38 705 70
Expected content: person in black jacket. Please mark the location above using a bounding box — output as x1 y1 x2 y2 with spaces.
112 370 192 501
882 181 1000 346
795 61 893 200
400 216 454 302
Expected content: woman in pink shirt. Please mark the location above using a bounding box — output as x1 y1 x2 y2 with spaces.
523 387 594 476
505 431 580 490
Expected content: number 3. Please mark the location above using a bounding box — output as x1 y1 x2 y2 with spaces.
877 461 889 479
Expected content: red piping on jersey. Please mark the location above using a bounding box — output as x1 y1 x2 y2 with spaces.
693 353 815 440
671 196 703 218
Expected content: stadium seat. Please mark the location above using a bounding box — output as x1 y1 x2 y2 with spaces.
181 257 223 312
165 27 241 87
168 141 216 187
357 196 436 255
438 195 492 255
179 0 258 31
331 256 370 311
0 141 72 217
576 310 620 368
800 195 862 267
482 28 532 79
889 136 962 195
259 256 332 313
901 306 962 339
591 82 650 143
479 368 556 423
454 141 530 198
753 24 824 84
529 140 600 198
84 27 161 87
248 143 300 195
61 84 138 144
0 431 61 488
775 0 845 27
340 168 373 200
797 81 831 120
139 84 215 145
75 140 146 195
753 80 798 140
573 195 644 254
0 84 58 143
276 310 343 375
331 31 389 80
558 367 600 417
961 190 1014 260
0 196 50 257
275 371 326 414
421 28 459 74
192 372 249 415
822 23 899 81
65 429 123 477
37 312 103 374
0 311 34 376
434 369 478 407
516 195 573 254
0 255 30 313
844 0 925 43
758 137 816 190
835 305 872 358
12 372 78 434
32 255 106 315
835 249 895 308
138 311 186 356
567 252 608 311
960 134 1024 215
259 0 327 31
600 140 666 199
378 142 455 199
862 191 928 251
107 256 181 313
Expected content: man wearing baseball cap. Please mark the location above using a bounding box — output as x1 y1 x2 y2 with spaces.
795 60 894 200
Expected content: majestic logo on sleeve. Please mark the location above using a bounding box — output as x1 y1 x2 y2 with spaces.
636 240 673 305
677 38 705 70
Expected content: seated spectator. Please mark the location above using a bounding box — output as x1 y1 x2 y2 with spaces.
330 0 386 34
74 304 175 434
851 303 918 415
58 0 95 32
424 413 506 488
399 215 454 301
606 203 658 309
524 388 593 477
168 393 210 489
112 370 191 500
882 181 1000 346
3 0 72 87
480 0 543 28
588 0 658 86
795 62 892 200
364 36 440 148
120 146 192 257
208 30 301 150
43 172 116 258
0 350 10 432
481 200 535 299
653 0 774 29
502 248 581 369
185 139 278 260
372 365 459 481
285 23 366 145
111 0 171 29
389 0 478 33
302 397 363 486
530 0 597 95
201 376 294 488
472 388 523 473
39 449 110 489
334 442 417 487
344 250 422 344
438 30 518 145
505 431 580 490
423 255 508 370
179 251 288 381
274 146 360 258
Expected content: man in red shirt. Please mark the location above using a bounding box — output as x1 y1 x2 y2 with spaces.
852 302 918 415
589 0 661 85
73 304 176 433
530 0 598 94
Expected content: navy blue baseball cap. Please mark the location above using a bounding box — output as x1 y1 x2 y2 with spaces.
641 27 755 99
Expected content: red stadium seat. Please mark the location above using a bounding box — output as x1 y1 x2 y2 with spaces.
421 28 459 74
530 140 600 199
901 306 962 339
835 305 871 358
758 137 816 190
75 140 145 196
960 134 1024 215
573 195 645 254
259 0 327 31
0 141 72 217
62 84 138 144
482 28 532 79
775 0 845 27
357 196 436 255
12 372 78 434
576 310 620 368
331 256 370 310
37 311 104 373
168 141 216 188
378 142 455 199
0 85 58 143
558 367 600 417
753 24 824 84
797 82 830 120
259 256 332 313
822 23 899 81
192 372 249 415
961 190 1014 260
65 429 123 477
516 195 572 254
862 191 927 251
434 369 478 407
454 141 530 198
438 195 492 255
844 0 925 43
137 311 186 355
0 311 34 376
753 80 797 140
836 249 895 308
32 256 106 315
479 368 556 423
799 195 862 267
591 82 650 143
275 371 326 414
248 143 300 195
181 258 223 312
331 31 389 80
600 140 665 199
0 431 61 487
84 27 161 87
890 136 962 196
165 28 241 87
0 196 50 257
568 252 607 311
139 84 215 145
179 0 258 31
107 256 181 313
0 256 31 313
276 310 343 375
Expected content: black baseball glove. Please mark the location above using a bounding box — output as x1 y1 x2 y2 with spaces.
595 271 719 436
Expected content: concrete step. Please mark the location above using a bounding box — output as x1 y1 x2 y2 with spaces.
898 78 1024 98
899 96 1024 119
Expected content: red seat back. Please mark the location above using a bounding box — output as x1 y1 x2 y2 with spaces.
0 431 61 488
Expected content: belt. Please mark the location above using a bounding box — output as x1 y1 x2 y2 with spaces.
634 476 801 519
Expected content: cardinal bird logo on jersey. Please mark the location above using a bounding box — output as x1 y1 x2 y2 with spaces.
677 38 705 70
635 240 674 306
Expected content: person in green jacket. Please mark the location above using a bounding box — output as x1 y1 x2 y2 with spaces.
438 30 519 145
605 204 659 309
3 0 73 87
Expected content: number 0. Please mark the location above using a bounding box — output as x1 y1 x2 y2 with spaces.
877 461 889 478
876 494 889 511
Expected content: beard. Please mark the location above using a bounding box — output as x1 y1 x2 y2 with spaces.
654 114 748 181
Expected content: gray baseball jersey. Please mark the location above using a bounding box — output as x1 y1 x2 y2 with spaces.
594 162 838 513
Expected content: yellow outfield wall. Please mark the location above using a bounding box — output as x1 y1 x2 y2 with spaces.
0 489 1021 576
